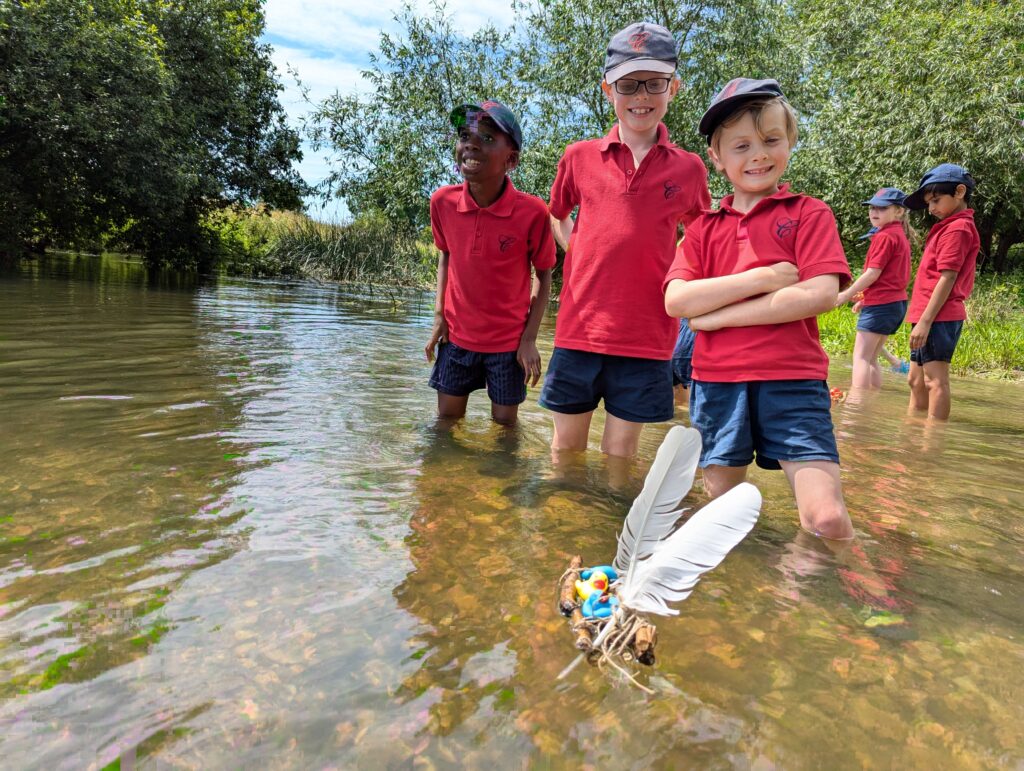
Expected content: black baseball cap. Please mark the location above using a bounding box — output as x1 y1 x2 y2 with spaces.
604 22 677 84
449 100 523 150
902 164 975 210
699 78 786 143
862 187 908 207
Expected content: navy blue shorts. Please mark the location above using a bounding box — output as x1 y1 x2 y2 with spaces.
540 348 674 423
690 380 840 470
857 300 907 335
429 342 526 405
672 320 695 388
910 320 963 365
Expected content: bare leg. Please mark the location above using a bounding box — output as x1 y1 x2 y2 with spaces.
437 392 468 420
551 410 593 451
922 360 952 420
906 362 928 414
702 464 749 498
879 344 901 368
673 384 690 407
780 460 853 540
600 413 645 458
851 330 887 390
491 402 519 426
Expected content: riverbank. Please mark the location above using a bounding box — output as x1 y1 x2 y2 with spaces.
218 209 1023 380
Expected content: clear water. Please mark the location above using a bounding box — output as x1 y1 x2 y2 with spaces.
1 254 1022 768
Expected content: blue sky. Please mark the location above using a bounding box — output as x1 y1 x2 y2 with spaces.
263 0 516 220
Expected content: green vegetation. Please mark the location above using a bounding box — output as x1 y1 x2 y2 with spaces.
0 0 305 267
820 274 1024 379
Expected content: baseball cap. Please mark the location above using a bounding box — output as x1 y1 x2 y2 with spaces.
858 226 879 241
699 78 786 143
604 22 677 84
449 100 523 150
862 187 908 207
902 163 975 210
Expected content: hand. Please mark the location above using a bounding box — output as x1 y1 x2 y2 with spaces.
517 338 542 386
760 261 800 292
835 290 850 308
909 320 931 350
851 300 864 314
425 314 448 362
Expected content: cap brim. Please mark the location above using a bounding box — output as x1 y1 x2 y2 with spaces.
699 91 785 141
862 197 902 207
604 59 676 84
858 227 879 240
901 188 927 210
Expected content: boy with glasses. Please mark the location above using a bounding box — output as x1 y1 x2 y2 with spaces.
542 22 711 457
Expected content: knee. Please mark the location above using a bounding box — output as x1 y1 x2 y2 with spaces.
804 502 853 540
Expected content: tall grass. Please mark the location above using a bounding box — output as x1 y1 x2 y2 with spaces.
819 273 1024 379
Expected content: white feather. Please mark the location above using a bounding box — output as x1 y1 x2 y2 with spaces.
617 483 762 616
613 426 702 577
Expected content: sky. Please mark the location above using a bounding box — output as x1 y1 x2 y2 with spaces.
263 0 516 220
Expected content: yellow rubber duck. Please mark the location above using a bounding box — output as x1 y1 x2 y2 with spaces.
575 570 610 601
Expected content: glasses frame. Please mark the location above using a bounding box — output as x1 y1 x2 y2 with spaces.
612 77 672 95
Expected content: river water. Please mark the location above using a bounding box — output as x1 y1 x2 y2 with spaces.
1 253 1022 768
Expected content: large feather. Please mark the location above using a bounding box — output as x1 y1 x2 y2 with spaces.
617 483 762 616
613 426 702 578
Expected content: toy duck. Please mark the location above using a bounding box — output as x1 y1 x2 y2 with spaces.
575 565 619 601
582 590 619 619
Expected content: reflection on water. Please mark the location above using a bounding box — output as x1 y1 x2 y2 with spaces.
1 254 1022 767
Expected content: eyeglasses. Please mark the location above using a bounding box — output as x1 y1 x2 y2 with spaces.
613 77 671 95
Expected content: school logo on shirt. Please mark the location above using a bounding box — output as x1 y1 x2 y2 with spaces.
498 235 517 252
629 31 651 52
775 218 798 238
664 180 681 199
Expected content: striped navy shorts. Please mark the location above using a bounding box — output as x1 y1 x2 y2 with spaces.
429 341 526 405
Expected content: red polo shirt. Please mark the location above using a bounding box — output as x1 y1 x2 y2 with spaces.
430 178 556 353
862 221 911 305
665 186 851 382
908 209 979 323
548 123 710 359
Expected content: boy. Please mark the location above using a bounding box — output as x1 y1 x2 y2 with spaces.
900 163 979 421
663 78 854 540
543 22 711 457
425 101 555 425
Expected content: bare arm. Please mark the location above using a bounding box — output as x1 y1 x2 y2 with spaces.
690 273 840 331
908 270 958 349
517 268 553 386
424 251 450 362
836 267 882 306
550 214 573 252
665 262 800 318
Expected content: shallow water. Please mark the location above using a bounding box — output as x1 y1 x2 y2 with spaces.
1 253 1022 768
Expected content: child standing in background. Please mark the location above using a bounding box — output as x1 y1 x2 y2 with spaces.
900 163 980 420
836 187 913 390
542 22 711 457
425 101 555 425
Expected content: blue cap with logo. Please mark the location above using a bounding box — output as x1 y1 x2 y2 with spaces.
902 163 975 210
604 22 677 84
699 78 786 144
449 100 523 150
858 226 879 241
862 187 907 207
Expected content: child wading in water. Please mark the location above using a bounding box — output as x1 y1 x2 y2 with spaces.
542 22 710 456
900 163 980 420
664 78 854 540
425 101 555 425
836 188 913 390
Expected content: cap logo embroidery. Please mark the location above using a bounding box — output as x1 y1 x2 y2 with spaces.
719 79 742 102
876 188 886 197
498 235 517 252
481 100 500 109
664 180 681 199
628 31 651 52
776 218 798 238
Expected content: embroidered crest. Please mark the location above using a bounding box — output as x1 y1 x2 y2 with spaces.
628 31 651 52
664 180 681 199
498 235 517 252
775 218 798 238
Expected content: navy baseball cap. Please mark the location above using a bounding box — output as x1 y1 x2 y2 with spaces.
604 22 677 84
450 100 523 150
858 226 879 241
699 78 786 143
862 187 907 207
902 163 975 210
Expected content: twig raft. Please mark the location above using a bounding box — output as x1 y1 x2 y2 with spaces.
558 555 583 616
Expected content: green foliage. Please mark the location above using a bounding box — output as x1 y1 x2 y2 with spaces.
0 0 306 267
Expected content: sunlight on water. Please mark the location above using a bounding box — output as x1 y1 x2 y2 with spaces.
1 254 1022 767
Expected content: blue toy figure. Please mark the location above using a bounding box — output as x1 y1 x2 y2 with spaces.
582 590 620 619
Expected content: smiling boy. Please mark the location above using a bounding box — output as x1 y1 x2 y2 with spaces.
425 101 555 425
542 22 711 457
663 78 854 540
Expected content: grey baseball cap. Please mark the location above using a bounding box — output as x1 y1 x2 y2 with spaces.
604 22 677 84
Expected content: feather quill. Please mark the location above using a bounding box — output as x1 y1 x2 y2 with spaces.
613 426 702 580
617 482 762 615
